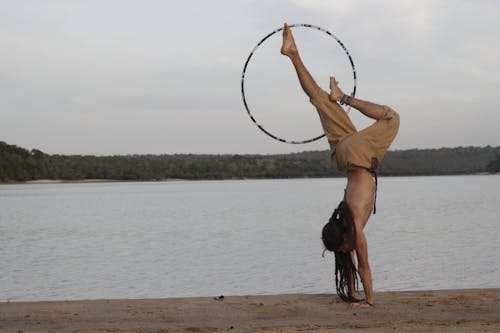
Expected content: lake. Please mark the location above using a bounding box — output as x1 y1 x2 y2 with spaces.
1 175 499 301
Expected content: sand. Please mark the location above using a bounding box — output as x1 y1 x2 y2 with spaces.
1 289 499 333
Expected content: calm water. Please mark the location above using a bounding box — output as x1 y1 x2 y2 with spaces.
1 176 499 301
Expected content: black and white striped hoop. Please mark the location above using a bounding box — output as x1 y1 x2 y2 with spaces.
241 23 357 144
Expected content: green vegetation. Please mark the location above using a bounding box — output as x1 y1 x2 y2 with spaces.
1 141 499 182
487 154 500 173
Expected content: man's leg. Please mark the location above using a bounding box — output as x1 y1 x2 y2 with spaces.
283 22 383 122
282 23 357 146
281 23 320 99
329 77 387 120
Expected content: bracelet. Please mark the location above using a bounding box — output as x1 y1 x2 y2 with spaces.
340 94 353 106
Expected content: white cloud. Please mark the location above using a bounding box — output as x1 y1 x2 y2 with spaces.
291 0 356 14
291 0 439 39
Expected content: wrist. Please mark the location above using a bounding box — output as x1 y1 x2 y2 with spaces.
340 94 353 106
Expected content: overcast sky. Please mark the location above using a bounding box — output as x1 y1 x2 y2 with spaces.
1 0 499 155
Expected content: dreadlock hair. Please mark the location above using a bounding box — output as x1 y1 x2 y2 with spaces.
321 201 358 302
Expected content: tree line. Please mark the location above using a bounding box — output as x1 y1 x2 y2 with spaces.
1 141 499 182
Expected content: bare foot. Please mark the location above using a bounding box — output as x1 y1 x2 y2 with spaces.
281 23 298 57
329 76 344 102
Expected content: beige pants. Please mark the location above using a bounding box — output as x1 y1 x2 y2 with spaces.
310 88 400 172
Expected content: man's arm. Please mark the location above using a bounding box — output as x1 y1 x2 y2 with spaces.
354 229 374 307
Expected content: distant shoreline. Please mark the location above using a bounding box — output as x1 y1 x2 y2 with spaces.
1 288 499 332
2 142 500 182
0 178 189 185
0 173 498 185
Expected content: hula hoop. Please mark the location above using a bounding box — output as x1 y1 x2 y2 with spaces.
241 23 357 144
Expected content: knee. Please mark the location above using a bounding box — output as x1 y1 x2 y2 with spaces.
390 109 400 128
383 106 400 126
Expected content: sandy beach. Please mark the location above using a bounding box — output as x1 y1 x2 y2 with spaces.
1 289 499 332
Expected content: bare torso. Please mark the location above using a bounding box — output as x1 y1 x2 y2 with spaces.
345 167 375 230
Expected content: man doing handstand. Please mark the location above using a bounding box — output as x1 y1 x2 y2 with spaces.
281 23 400 307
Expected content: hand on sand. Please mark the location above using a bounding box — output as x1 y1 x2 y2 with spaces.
281 23 298 57
329 76 344 102
352 301 374 308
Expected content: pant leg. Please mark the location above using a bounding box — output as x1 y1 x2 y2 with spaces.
310 87 357 145
338 106 400 170
358 106 400 164
309 87 358 171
